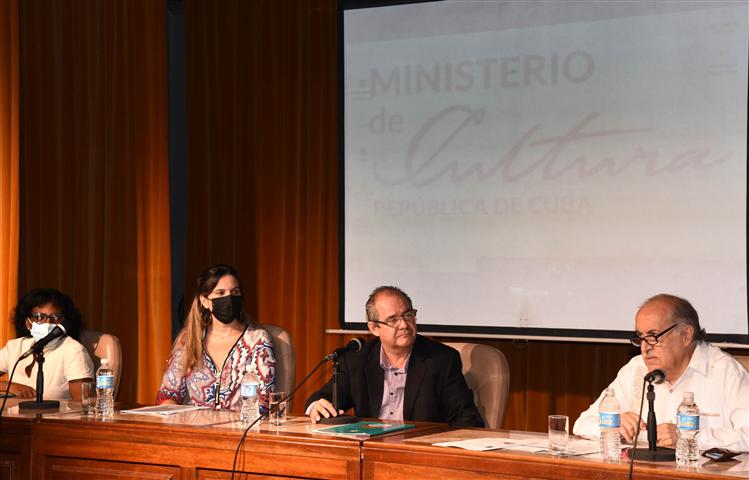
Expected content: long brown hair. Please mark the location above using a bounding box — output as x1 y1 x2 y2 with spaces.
175 264 250 372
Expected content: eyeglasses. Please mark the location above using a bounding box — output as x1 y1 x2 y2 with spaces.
370 309 417 328
630 323 678 347
28 312 64 324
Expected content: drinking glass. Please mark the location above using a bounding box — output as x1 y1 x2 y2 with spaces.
80 380 96 417
269 391 287 426
548 415 569 456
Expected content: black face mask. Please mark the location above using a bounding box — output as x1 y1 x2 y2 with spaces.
211 295 243 324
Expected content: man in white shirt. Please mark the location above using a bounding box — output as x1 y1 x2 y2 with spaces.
573 294 749 452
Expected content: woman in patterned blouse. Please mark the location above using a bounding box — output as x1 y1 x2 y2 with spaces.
156 264 276 411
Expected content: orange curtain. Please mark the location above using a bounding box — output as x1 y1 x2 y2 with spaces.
184 0 342 413
133 2 173 403
18 0 171 403
0 0 19 347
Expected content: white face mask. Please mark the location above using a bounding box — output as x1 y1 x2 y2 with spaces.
30 322 56 341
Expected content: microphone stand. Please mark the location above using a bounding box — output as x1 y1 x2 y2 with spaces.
646 384 658 452
230 349 360 480
19 350 60 411
628 381 674 461
318 356 359 425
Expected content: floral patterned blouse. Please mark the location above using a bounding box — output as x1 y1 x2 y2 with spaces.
156 324 276 412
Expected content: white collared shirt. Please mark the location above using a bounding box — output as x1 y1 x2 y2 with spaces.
573 342 749 452
0 336 94 400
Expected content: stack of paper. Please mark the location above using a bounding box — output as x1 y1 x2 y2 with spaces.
120 405 209 416
434 437 599 456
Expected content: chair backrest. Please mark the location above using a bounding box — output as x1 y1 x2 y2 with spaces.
735 355 749 374
262 324 296 408
443 342 510 429
79 330 123 399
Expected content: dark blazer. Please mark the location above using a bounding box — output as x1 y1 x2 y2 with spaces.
305 335 484 427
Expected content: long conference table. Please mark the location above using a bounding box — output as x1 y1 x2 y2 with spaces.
1 400 747 480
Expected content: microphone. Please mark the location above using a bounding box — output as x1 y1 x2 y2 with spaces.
319 337 366 425
644 368 666 384
324 337 365 362
229 336 366 477
19 324 67 360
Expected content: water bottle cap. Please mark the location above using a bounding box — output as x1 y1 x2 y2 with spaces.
683 391 694 401
101 358 109 365
605 387 615 396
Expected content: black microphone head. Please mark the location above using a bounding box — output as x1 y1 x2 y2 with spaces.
644 368 666 384
325 337 367 361
347 337 365 353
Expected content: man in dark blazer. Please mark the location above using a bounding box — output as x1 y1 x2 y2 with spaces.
305 286 484 427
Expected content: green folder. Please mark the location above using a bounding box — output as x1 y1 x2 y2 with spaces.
314 421 416 438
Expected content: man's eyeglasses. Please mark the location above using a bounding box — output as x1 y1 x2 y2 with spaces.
28 312 64 324
630 323 678 347
370 309 417 328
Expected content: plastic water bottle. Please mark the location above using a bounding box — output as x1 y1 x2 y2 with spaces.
676 391 700 467
240 369 260 431
95 358 115 420
599 387 621 463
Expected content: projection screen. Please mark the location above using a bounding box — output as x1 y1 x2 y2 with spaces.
340 0 749 344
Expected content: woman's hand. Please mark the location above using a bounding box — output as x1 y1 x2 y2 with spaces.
1 380 36 398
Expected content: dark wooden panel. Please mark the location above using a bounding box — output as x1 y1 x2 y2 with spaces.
197 468 345 480
28 416 362 480
43 457 179 480
363 437 747 480
364 460 541 480
0 455 25 480
0 416 32 480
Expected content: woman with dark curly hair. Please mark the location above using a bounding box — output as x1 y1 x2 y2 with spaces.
156 264 276 411
0 288 94 400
